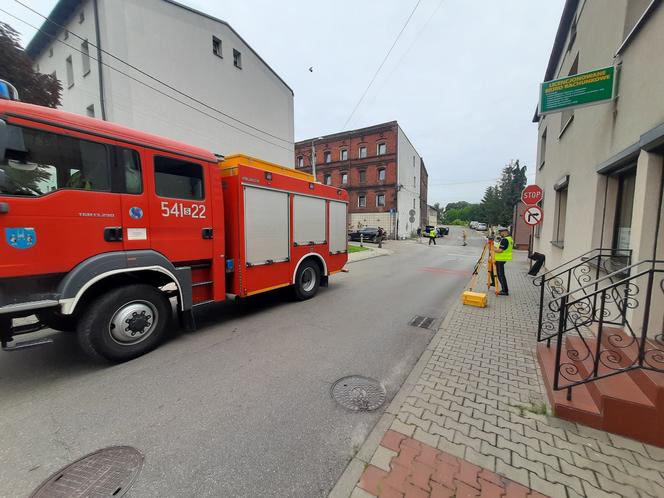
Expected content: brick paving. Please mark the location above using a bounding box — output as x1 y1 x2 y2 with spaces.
357 430 547 498
341 252 664 498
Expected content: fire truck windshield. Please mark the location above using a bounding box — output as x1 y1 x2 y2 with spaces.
0 124 111 196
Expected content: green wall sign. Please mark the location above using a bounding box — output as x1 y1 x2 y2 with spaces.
539 66 616 115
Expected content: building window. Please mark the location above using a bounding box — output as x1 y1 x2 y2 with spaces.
358 146 367 158
560 54 578 136
154 156 204 200
553 182 568 248
212 36 222 57
324 173 332 185
81 40 91 76
324 151 331 163
539 128 547 169
65 55 74 88
359 170 366 183
613 169 636 251
376 193 385 207
378 168 385 181
233 49 242 69
413 198 416 209
340 148 348 161
358 194 366 208
377 142 386 155
64 30 69 40
86 104 95 117
413 176 416 188
79 11 85 23
341 172 348 184
297 156 303 168
49 47 53 58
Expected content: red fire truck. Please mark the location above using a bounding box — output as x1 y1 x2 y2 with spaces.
0 100 348 361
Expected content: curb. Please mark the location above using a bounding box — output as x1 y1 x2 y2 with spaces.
328 296 461 498
346 247 392 264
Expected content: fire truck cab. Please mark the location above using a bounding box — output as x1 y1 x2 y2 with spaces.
0 100 348 361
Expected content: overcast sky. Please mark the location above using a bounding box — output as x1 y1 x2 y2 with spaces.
2 0 565 204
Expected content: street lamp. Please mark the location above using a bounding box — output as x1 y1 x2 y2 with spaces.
311 136 323 180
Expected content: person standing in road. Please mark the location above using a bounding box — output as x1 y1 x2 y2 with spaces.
417 227 422 243
462 230 467 246
494 227 513 296
428 227 437 245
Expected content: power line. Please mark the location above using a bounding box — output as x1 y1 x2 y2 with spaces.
365 0 446 111
342 0 423 130
1 8 293 152
13 0 292 145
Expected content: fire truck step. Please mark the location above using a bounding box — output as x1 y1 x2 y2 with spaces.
191 280 213 287
2 337 53 352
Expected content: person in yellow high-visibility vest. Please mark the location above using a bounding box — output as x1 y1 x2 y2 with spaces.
494 227 513 296
428 227 437 245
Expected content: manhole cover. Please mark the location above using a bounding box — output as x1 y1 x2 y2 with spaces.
409 315 435 329
30 446 143 498
331 375 386 411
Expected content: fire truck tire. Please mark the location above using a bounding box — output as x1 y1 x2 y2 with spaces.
36 310 77 332
77 285 171 362
293 260 321 301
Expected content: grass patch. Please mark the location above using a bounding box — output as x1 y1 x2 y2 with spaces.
348 244 370 253
510 401 549 417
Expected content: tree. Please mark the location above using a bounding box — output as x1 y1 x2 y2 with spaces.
478 160 528 226
0 22 61 107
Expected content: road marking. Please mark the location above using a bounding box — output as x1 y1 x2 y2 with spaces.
419 267 472 276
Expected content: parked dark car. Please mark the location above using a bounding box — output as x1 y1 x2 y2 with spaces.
349 227 381 243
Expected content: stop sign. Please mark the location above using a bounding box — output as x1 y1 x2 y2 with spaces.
521 184 543 205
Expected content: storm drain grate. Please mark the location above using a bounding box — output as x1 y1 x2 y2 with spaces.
30 446 144 498
331 375 386 412
409 315 435 329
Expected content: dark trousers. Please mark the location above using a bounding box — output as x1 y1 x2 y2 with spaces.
429 236 436 245
495 261 508 293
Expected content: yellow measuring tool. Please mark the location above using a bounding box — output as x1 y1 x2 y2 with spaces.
461 237 501 307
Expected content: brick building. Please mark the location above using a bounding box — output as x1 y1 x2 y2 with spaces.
295 121 427 238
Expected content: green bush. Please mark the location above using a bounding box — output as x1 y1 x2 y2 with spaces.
451 219 466 226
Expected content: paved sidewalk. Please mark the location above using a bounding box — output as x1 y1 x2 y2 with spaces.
333 252 664 498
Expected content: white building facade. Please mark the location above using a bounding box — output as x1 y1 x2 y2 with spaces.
533 0 664 269
27 0 295 166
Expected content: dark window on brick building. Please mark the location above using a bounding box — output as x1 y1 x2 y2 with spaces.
341 172 348 184
359 170 366 183
377 142 386 155
324 151 331 163
376 193 385 207
358 194 366 208
378 168 385 181
358 146 367 158
340 148 348 161
324 173 331 185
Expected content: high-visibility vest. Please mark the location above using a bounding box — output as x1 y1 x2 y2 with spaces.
430 229 436 237
494 236 513 261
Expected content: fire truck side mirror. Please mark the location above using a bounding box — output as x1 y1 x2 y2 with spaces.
0 202 8 214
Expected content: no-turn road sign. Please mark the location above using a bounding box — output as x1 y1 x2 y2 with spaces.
524 205 544 226
522 184 543 205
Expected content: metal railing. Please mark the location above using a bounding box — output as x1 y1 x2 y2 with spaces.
534 248 631 344
545 259 664 400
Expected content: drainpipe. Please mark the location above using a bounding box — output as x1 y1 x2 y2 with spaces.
93 0 107 120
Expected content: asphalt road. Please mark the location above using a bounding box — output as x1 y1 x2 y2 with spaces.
0 227 484 498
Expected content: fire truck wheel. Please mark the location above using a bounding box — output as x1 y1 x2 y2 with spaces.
293 260 321 301
36 310 77 332
77 285 171 362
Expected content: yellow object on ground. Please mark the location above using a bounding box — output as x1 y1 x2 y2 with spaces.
461 291 487 308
